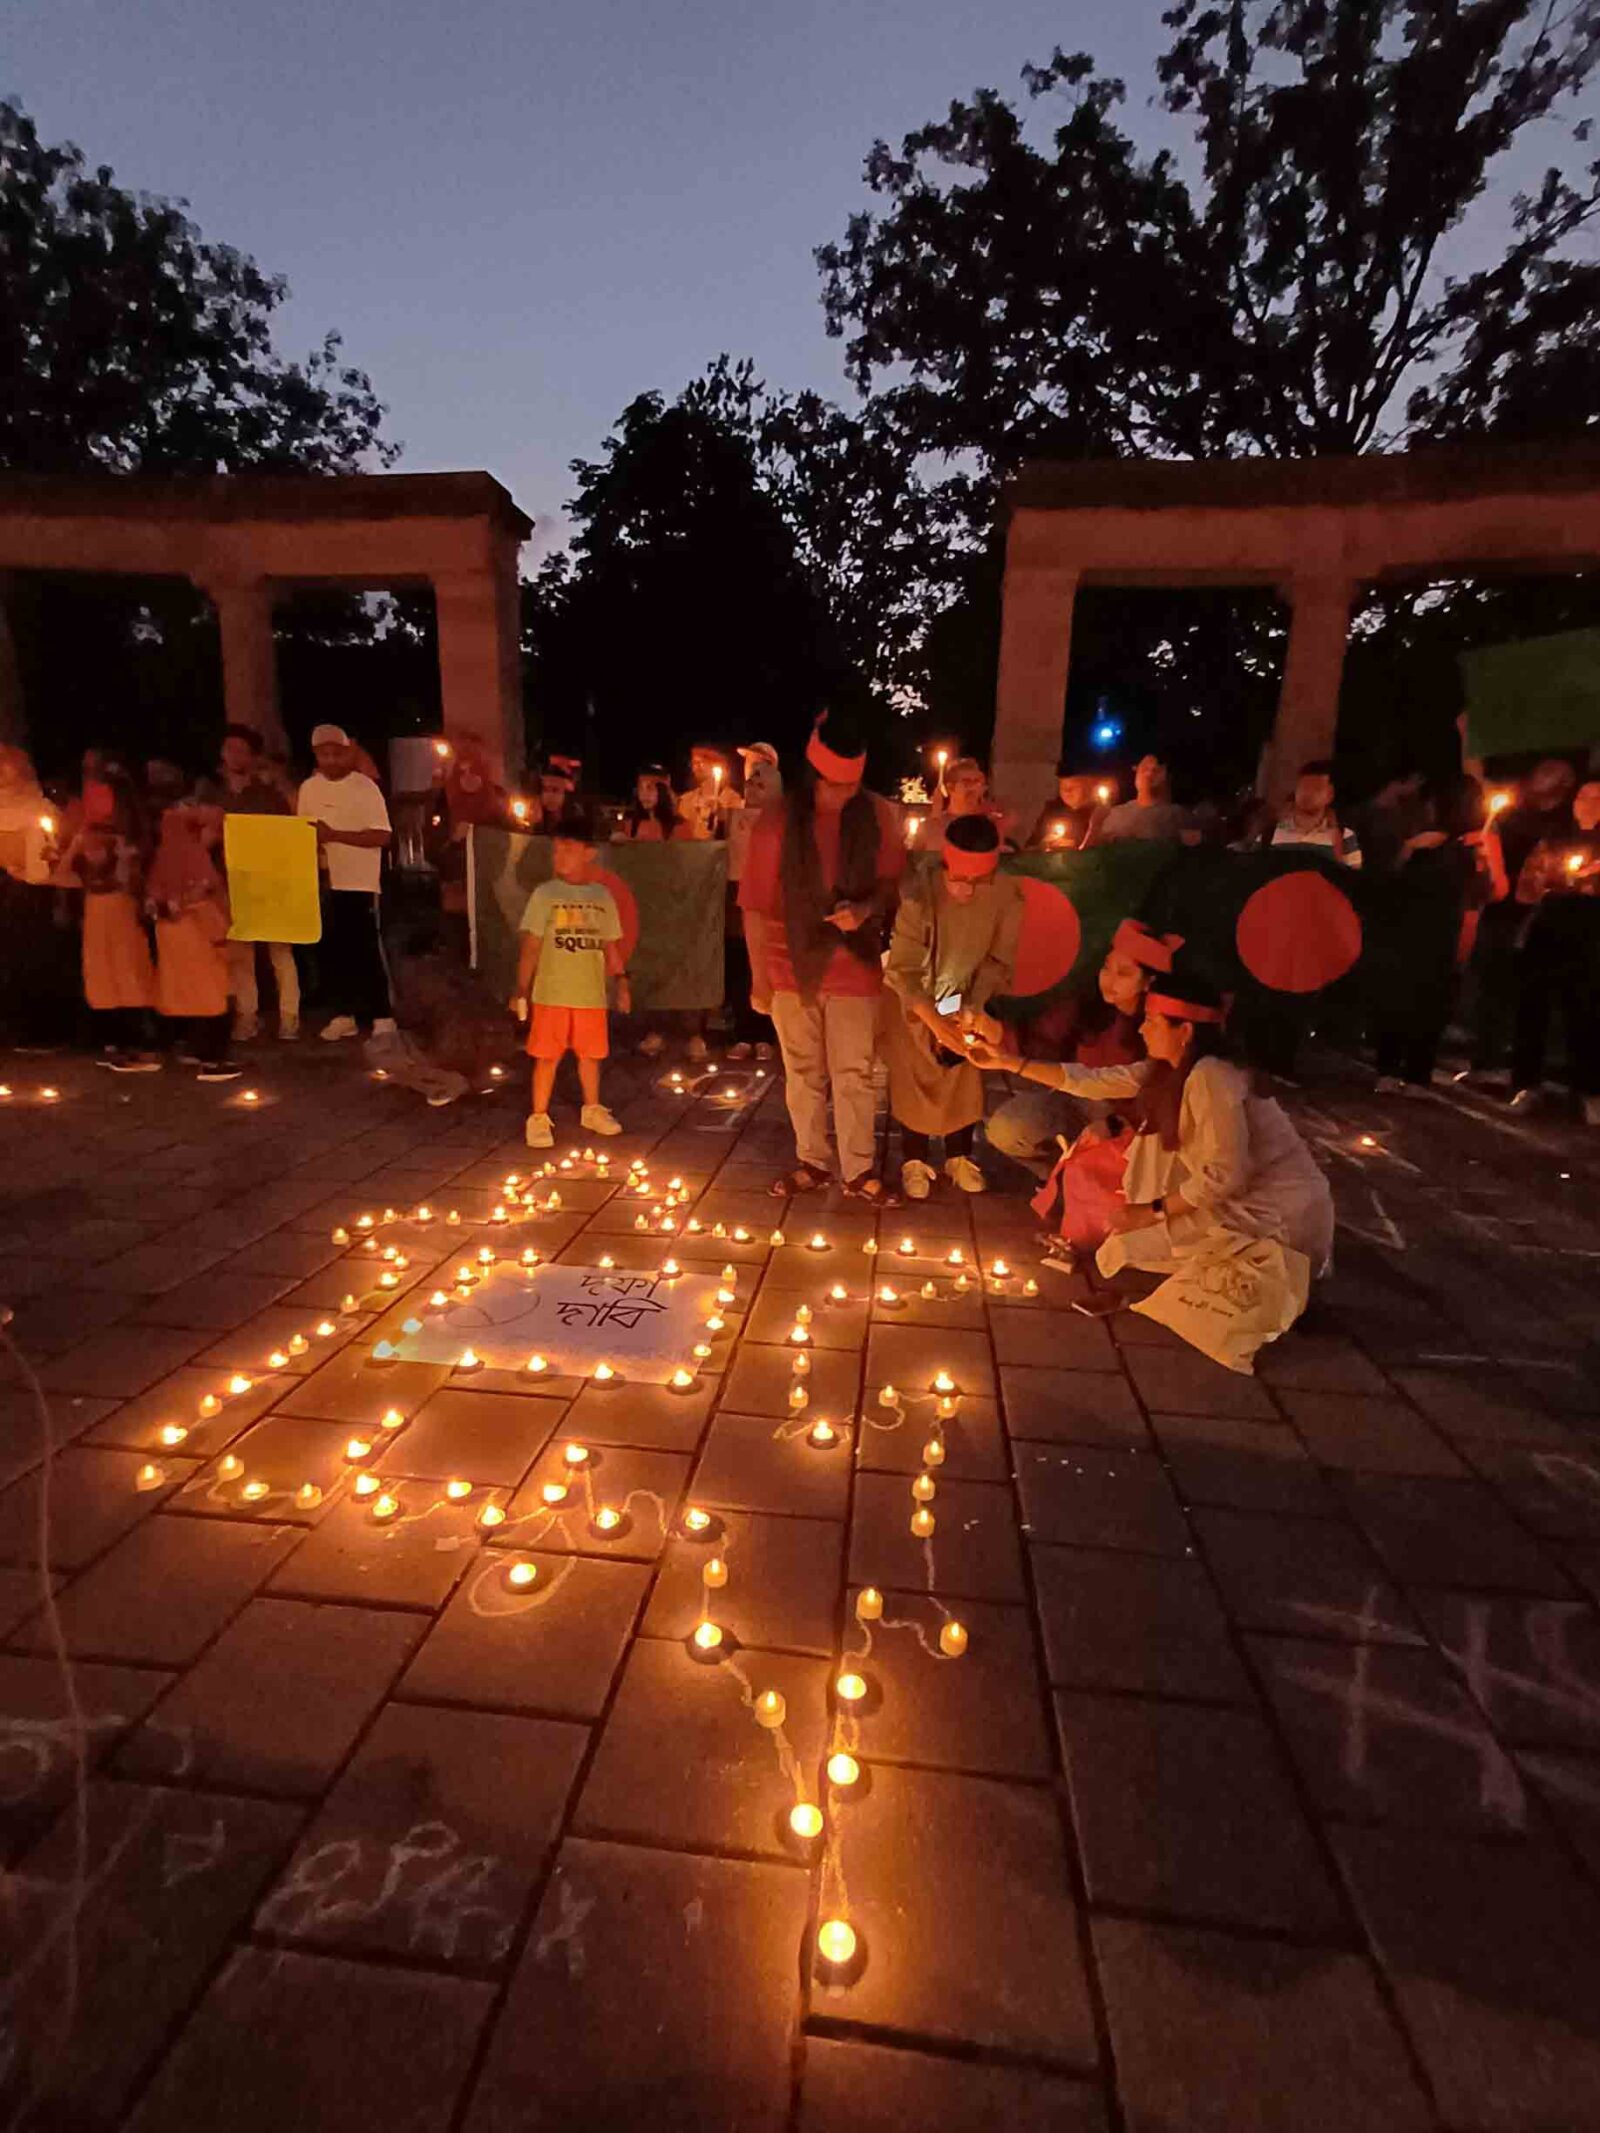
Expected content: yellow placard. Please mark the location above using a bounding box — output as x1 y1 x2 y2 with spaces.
224 815 322 944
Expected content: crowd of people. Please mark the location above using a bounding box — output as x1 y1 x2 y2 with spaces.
2 709 1595 1360
0 722 396 1078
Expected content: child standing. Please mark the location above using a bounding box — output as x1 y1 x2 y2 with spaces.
512 809 630 1147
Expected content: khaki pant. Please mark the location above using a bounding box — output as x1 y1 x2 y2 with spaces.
225 938 301 1032
769 990 880 1181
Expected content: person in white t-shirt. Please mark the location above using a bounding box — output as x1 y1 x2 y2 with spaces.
296 724 396 1039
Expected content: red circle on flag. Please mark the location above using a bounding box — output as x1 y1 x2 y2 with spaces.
593 869 640 966
1235 870 1362 994
1010 876 1083 998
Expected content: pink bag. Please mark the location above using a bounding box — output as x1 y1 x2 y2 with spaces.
1031 1127 1133 1251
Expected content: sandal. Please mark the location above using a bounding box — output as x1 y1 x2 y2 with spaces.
770 1162 832 1198
841 1174 900 1208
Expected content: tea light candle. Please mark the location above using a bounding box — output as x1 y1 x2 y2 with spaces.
507 1560 538 1588
661 1258 681 1277
990 1258 1011 1280
379 1409 405 1433
770 1229 786 1247
789 1803 824 1840
267 1349 290 1370
704 1314 725 1335
856 1586 883 1621
863 1238 878 1255
939 1620 969 1658
340 1294 359 1315
835 1671 867 1704
479 1503 505 1528
817 1919 857 1969
789 1323 811 1345
198 1393 222 1418
446 1479 472 1501
898 1235 916 1257
1023 1277 1040 1297
788 1383 809 1411
683 1506 712 1534
523 1247 542 1267
716 1286 737 1307
332 1227 350 1245
634 1215 649 1231
591 1505 623 1535
692 1342 713 1361
809 1231 829 1251
563 1442 589 1466
227 1374 253 1398
356 1214 375 1231
345 1436 373 1461
136 1462 163 1489
792 1351 810 1377
733 1226 751 1243
592 1361 616 1383
446 1208 460 1224
755 1689 786 1729
829 1282 848 1304
923 1437 946 1466
378 1271 399 1290
877 1284 902 1307
946 1246 964 1266
702 1556 728 1588
429 1292 450 1312
932 1370 955 1395
372 1492 399 1521
670 1366 696 1391
878 1385 898 1408
808 1418 837 1448
353 1471 380 1497
921 1281 937 1299
456 1348 482 1373
158 1423 188 1448
541 1482 569 1506
912 1473 937 1504
937 1394 958 1419
827 1751 860 1787
911 1507 936 1538
693 1620 724 1653
296 1482 323 1509
241 1479 270 1503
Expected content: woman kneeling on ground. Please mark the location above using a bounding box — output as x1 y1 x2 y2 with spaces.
971 975 1332 1353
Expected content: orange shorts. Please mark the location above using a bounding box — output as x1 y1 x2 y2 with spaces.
527 1004 609 1060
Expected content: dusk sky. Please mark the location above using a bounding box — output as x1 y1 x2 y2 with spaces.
5 0 1174 552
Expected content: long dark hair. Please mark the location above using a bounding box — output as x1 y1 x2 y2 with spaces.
1136 974 1238 1151
779 724 882 995
624 768 676 838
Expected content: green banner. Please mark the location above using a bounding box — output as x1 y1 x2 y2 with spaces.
1460 628 1600 758
471 829 727 1011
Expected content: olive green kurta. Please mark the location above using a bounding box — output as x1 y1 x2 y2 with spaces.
881 874 1023 1136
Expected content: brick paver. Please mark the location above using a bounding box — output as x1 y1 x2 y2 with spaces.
3 1042 1600 2130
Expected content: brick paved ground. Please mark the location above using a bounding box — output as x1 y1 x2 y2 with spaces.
2 1042 1599 2132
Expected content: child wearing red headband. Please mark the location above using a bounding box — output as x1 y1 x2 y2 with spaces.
882 814 1021 1198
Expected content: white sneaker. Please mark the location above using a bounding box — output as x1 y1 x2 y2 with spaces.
637 1031 665 1058
945 1154 987 1194
581 1102 624 1136
372 1017 398 1037
901 1158 936 1201
1373 1075 1404 1095
320 1015 359 1042
525 1111 555 1148
686 1035 709 1063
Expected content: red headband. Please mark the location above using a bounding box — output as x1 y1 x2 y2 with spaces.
942 837 1001 880
1113 919 1184 974
1147 989 1228 1026
806 728 865 782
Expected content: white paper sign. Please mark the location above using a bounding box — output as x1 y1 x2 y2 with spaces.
391 1262 721 1383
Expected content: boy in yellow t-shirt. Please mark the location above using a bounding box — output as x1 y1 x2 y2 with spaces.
511 809 630 1148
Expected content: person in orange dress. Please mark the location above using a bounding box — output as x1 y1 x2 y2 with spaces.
145 800 242 1081
56 759 159 1071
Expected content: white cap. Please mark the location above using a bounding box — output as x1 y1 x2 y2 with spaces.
739 741 779 769
310 723 351 749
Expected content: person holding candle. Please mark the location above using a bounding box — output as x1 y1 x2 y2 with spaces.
675 745 737 843
1507 778 1600 1120
1093 754 1192 844
1460 759 1573 1083
882 814 1021 1197
1029 767 1109 851
980 918 1177 1180
511 805 629 1146
907 756 997 854
55 756 161 1070
740 710 906 1201
970 971 1332 1318
0 743 77 1050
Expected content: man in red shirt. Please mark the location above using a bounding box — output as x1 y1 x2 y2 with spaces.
739 714 906 1201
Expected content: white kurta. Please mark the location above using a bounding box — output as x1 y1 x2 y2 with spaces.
1048 1055 1334 1278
